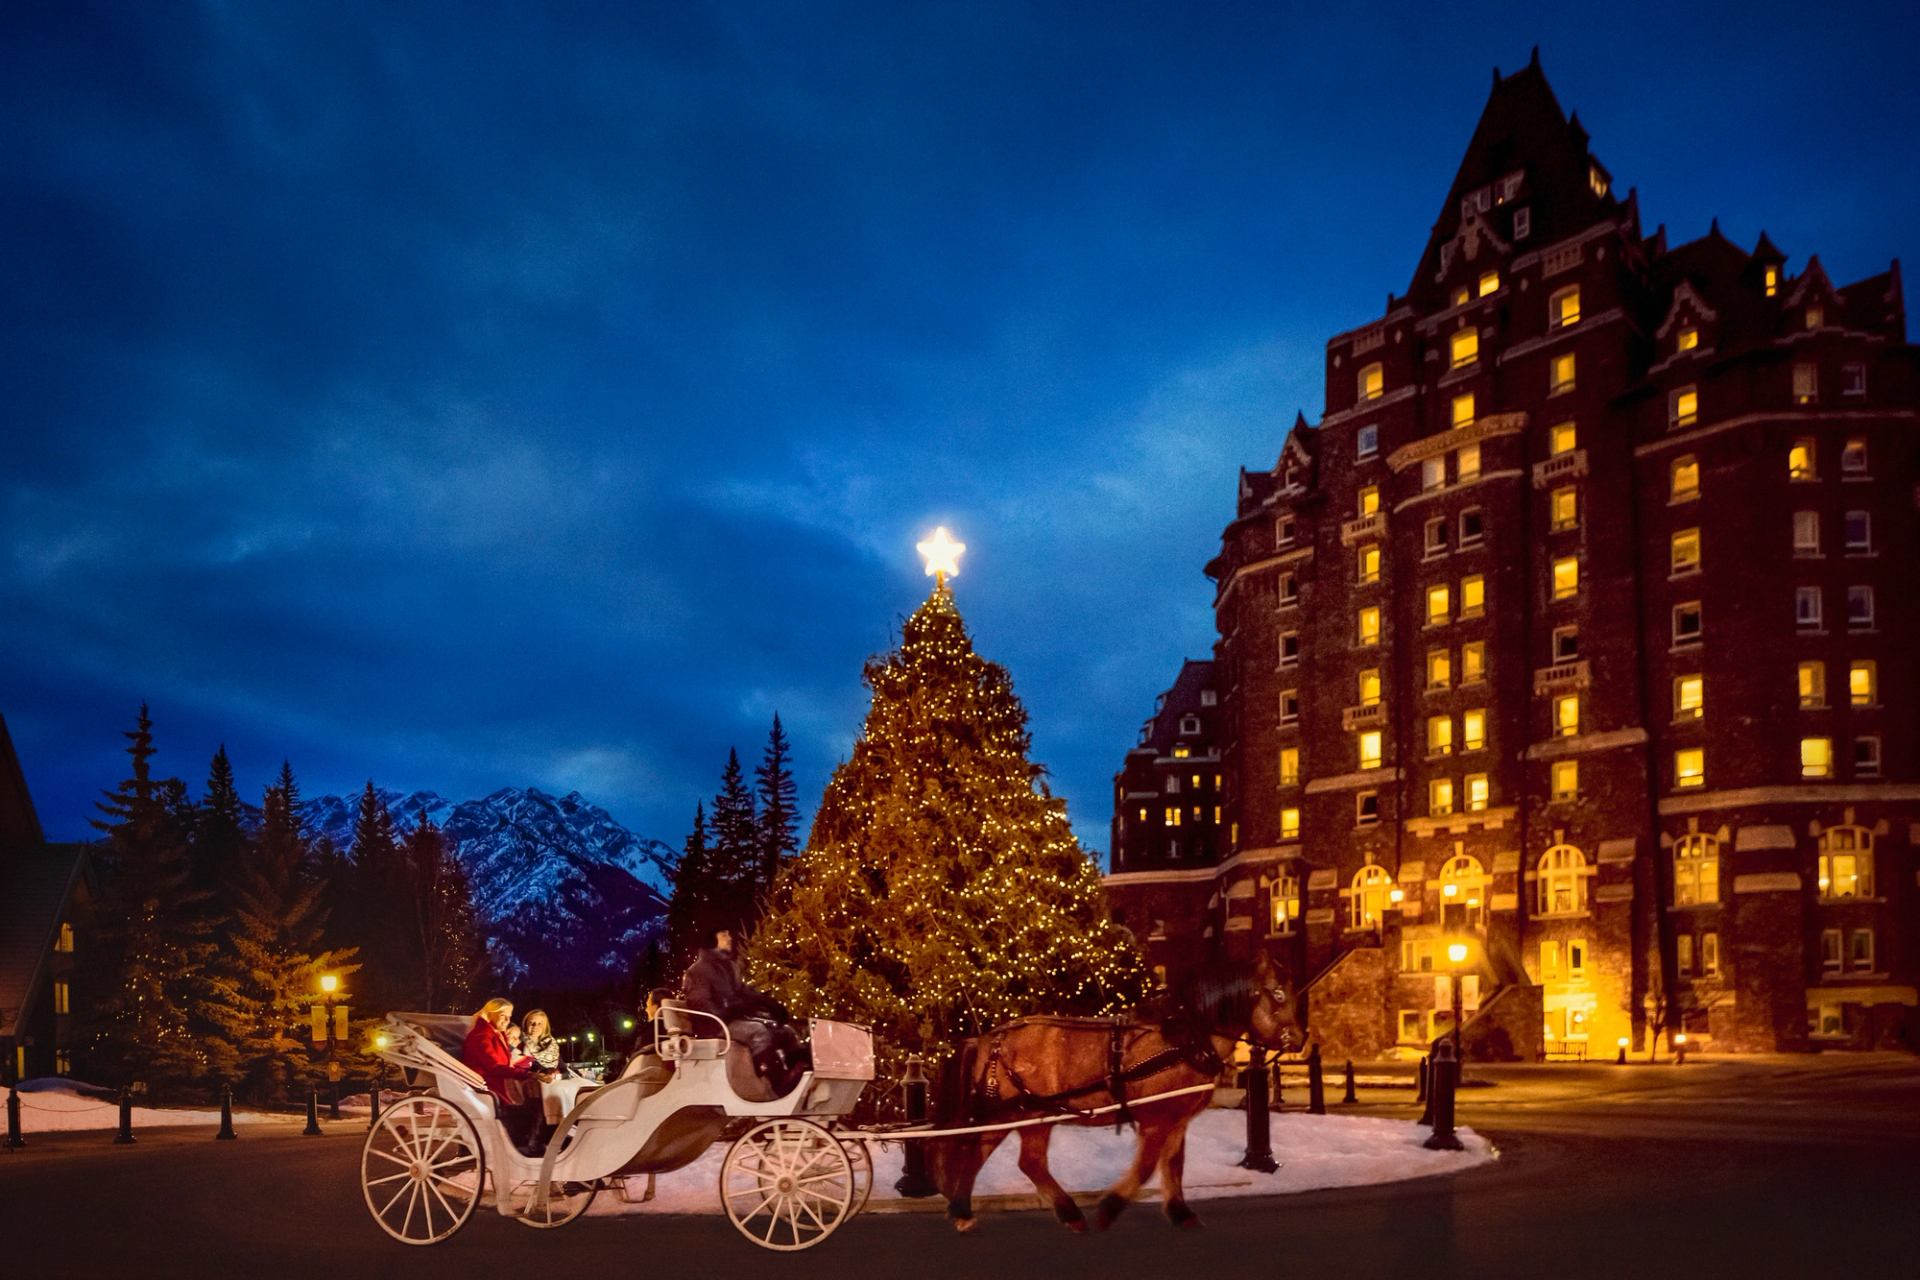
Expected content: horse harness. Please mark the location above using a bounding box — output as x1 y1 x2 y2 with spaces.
978 1017 1226 1128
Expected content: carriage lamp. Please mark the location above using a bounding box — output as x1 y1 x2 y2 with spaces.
373 1032 390 1052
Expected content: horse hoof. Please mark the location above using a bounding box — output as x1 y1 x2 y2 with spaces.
1093 1193 1128 1231
1057 1205 1088 1234
953 1217 977 1234
1169 1204 1204 1232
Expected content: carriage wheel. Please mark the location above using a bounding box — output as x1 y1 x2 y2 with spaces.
508 1179 601 1228
361 1095 484 1245
839 1135 874 1217
720 1118 856 1251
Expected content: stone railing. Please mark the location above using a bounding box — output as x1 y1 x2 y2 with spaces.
1532 449 1587 488
1340 511 1388 545
1533 660 1592 694
1342 702 1386 731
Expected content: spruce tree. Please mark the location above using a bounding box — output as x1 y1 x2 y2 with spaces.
193 745 247 890
750 584 1147 1069
666 803 715 968
405 814 490 1012
336 782 420 1012
709 750 760 937
754 714 800 891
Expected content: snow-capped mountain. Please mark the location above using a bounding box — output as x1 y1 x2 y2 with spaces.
274 785 678 992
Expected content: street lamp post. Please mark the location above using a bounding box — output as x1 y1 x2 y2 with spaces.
311 973 350 1120
1446 941 1468 1061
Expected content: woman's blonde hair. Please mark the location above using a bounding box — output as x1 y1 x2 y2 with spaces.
475 997 514 1027
523 1009 550 1036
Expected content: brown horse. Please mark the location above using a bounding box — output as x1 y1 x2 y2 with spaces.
925 952 1301 1233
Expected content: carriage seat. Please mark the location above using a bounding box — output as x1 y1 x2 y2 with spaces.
656 1001 784 1104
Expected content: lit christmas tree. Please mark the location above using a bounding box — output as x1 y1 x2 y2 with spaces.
751 530 1147 1068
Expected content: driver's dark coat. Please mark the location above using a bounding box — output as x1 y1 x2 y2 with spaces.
681 947 782 1022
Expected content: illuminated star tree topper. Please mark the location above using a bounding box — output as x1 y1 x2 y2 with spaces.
916 525 966 585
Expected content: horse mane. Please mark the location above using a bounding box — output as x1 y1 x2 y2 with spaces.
1157 966 1258 1053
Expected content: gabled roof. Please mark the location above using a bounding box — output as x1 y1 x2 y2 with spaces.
1838 264 1903 335
0 842 89 1039
0 712 45 853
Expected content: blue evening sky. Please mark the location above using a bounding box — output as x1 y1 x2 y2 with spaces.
5 1 1915 859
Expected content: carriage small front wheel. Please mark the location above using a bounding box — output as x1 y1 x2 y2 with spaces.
361 1094 485 1245
720 1118 856 1251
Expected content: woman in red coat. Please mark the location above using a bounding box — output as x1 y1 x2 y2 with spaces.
462 998 552 1157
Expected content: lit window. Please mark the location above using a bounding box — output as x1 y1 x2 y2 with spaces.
1764 264 1779 297
1429 777 1455 815
1818 827 1873 899
1426 583 1451 625
1278 631 1300 669
1358 362 1384 402
1792 511 1820 556
1357 424 1379 458
1674 748 1706 790
1672 602 1702 643
1549 421 1577 456
1439 853 1487 926
1554 694 1580 738
1844 511 1872 553
1164 806 1182 826
1281 806 1300 839
1795 587 1823 629
1358 485 1380 517
1356 791 1380 827
1137 806 1147 823
1801 737 1833 779
1457 445 1482 483
1677 326 1699 352
1805 306 1823 330
1271 875 1301 934
1670 528 1701 574
1426 649 1451 690
1670 455 1699 501
1357 543 1381 583
1793 363 1817 405
1172 745 1191 759
1798 662 1828 707
1848 585 1875 629
1841 364 1866 397
1550 759 1578 801
1351 865 1391 929
1280 747 1300 786
1428 715 1454 757
1551 556 1579 600
1551 286 1581 328
1422 456 1446 492
1357 667 1382 707
1550 352 1576 394
1702 933 1719 977
1451 392 1475 428
1673 833 1719 904
1589 164 1609 197
1464 774 1489 812
1788 439 1816 480
1453 284 1470 307
1850 660 1877 706
1357 606 1381 646
1669 386 1698 429
1279 690 1299 725
1453 575 1482 619
1461 641 1487 683
1166 775 1182 794
1840 438 1868 473
1678 933 1696 977
1462 709 1485 751
53 980 70 1015
1854 737 1882 778
1450 329 1479 370
1459 507 1484 545
1478 270 1500 298
1674 675 1703 719
54 922 74 953
1541 940 1561 981
1358 730 1383 770
1550 486 1578 531
1538 845 1587 915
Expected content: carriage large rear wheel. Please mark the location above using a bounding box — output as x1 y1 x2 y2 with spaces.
508 1178 601 1228
720 1118 856 1251
361 1095 485 1245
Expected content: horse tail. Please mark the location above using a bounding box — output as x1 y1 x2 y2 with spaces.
934 1039 979 1127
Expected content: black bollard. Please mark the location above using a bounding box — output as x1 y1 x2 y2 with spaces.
215 1085 237 1141
329 1076 341 1121
1238 1048 1278 1172
893 1056 938 1198
1417 1054 1430 1104
1423 1042 1463 1151
368 1067 384 1133
113 1086 136 1145
1306 1044 1326 1115
1342 1059 1358 1105
6 1083 24 1150
1418 1052 1435 1127
302 1088 322 1136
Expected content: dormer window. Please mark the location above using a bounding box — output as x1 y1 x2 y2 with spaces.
1180 715 1202 735
1478 270 1500 298
1199 690 1217 707
1551 286 1581 329
1805 306 1823 330
1452 285 1471 308
1358 362 1384 402
1450 328 1479 369
1588 164 1609 197
1764 265 1779 297
1677 326 1699 352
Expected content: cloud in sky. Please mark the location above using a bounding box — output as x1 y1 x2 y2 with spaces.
5 1 1915 858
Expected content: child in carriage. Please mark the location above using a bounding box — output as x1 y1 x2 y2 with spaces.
462 997 556 1157
681 930 807 1094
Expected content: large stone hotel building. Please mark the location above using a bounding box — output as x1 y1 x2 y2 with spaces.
1105 57 1917 1058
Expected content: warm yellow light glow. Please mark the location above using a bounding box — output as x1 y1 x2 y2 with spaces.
620 1017 635 1031
1617 1036 1630 1048
1447 942 1469 966
1674 1033 1689 1046
586 1031 596 1042
917 526 966 581
373 1032 391 1051
1388 887 1405 904
319 974 339 995
1443 882 1459 898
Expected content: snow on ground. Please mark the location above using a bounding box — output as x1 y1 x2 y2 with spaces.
10 1079 306 1133
586 1109 1494 1217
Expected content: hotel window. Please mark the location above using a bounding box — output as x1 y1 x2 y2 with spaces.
1461 641 1487 684
1358 730 1383 770
1541 940 1562 981
1164 806 1182 827
1278 570 1300 605
1702 932 1720 977
1426 583 1451 625
1357 543 1381 583
1538 845 1587 915
1554 694 1580 738
1276 516 1297 546
1841 364 1866 397
1788 439 1816 480
1351 865 1391 929
1279 747 1300 786
1450 329 1479 370
1793 363 1818 405
1798 661 1826 708
1670 528 1701 575
53 980 71 1015
1358 484 1380 516
1552 626 1579 661
1795 587 1823 630
1358 362 1384 402
1459 507 1484 546
1854 736 1882 778
1357 606 1381 645
1281 807 1301 839
55 922 75 953
1279 690 1299 725
1453 284 1470 307
1549 352 1576 395
1200 690 1217 706
1672 601 1702 644
1677 326 1699 352
1136 806 1148 823
1680 934 1698 979
1820 930 1843 975
1460 575 1485 618
1818 827 1874 900
1450 392 1475 429
1551 556 1579 600
1278 631 1300 669
1568 941 1590 980
1428 714 1454 757
1479 269 1500 298
1763 264 1779 297
1464 773 1489 811
1849 660 1877 706
1848 585 1875 629
1851 929 1876 973
1424 517 1449 557
1800 737 1833 779
1403 941 1435 974
1429 777 1455 816
1673 833 1720 904
1172 745 1191 758
1166 775 1182 794
1439 854 1487 927
1669 455 1699 501
1549 486 1579 531
1457 444 1482 483
1462 708 1486 751
1806 305 1823 329
1843 511 1872 553
1358 667 1382 707
1550 759 1579 801
1551 285 1581 328
1513 206 1531 239
1792 510 1820 556
1426 649 1451 690
1589 164 1609 197
1271 875 1301 934
1674 747 1706 790
1549 421 1577 456
1357 423 1379 458
1356 790 1380 826
1840 438 1868 474
1669 386 1698 429
1674 674 1704 719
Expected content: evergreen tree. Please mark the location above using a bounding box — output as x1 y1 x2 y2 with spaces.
750 584 1147 1070
334 782 420 1013
708 750 760 937
754 714 800 891
193 745 247 890
665 803 715 968
405 813 490 1012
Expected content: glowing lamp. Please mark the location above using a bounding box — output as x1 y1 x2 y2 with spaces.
373 1032 390 1051
586 1031 596 1042
620 1017 635 1031
1443 883 1459 898
1673 1033 1689 1046
1388 887 1404 905
1446 942 1469 966
1617 1036 1630 1048
319 974 340 995
916 526 967 581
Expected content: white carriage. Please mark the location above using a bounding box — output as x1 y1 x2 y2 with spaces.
361 1004 877 1251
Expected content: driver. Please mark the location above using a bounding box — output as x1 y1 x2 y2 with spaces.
681 930 802 1090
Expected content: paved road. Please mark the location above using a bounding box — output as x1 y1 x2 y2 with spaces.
6 1056 1917 1279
